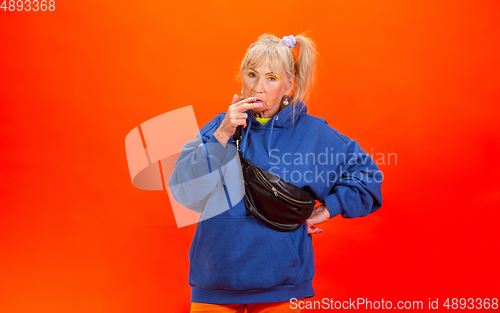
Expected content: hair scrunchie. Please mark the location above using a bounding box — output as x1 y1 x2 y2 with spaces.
282 35 297 49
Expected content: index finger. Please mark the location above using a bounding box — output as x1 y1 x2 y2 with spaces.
235 97 264 111
234 96 260 106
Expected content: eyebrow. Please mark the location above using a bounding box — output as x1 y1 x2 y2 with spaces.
249 68 277 76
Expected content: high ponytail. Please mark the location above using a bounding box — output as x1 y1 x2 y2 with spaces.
290 32 318 108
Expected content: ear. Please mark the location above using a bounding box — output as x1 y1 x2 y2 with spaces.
285 76 295 95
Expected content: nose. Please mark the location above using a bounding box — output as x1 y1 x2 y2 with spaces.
253 77 265 94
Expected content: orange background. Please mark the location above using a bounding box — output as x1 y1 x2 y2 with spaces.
1 1 499 312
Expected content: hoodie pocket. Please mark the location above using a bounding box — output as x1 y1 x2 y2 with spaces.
189 216 299 291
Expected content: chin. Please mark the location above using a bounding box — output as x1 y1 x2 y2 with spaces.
255 102 274 110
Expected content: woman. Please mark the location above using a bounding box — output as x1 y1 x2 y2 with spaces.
169 33 383 312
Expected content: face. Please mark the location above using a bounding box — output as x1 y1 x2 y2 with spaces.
241 57 294 118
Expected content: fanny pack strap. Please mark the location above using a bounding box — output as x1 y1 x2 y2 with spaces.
233 125 242 152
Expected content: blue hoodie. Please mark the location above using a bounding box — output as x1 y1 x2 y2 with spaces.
169 102 383 304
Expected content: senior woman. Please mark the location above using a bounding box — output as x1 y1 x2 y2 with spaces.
169 33 383 312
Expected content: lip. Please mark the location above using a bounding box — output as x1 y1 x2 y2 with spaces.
254 99 264 103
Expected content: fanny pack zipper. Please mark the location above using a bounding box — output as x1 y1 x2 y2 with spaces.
255 170 313 205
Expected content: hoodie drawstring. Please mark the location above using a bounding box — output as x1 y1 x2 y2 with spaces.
241 116 278 158
241 120 251 158
267 116 278 157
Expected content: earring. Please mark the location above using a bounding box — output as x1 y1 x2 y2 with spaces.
283 96 289 106
241 89 243 96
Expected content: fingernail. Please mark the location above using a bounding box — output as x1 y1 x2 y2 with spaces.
258 103 263 106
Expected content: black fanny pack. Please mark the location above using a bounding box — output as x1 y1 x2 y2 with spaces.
234 126 315 232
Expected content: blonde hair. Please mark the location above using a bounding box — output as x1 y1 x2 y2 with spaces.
239 32 318 117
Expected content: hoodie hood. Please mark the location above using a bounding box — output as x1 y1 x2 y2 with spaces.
241 101 308 157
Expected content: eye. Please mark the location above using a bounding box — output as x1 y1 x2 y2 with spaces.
267 75 281 82
246 72 257 78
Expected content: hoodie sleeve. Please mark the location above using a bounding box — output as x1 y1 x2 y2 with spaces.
168 114 231 211
323 139 383 218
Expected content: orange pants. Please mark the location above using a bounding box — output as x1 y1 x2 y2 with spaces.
190 301 302 313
